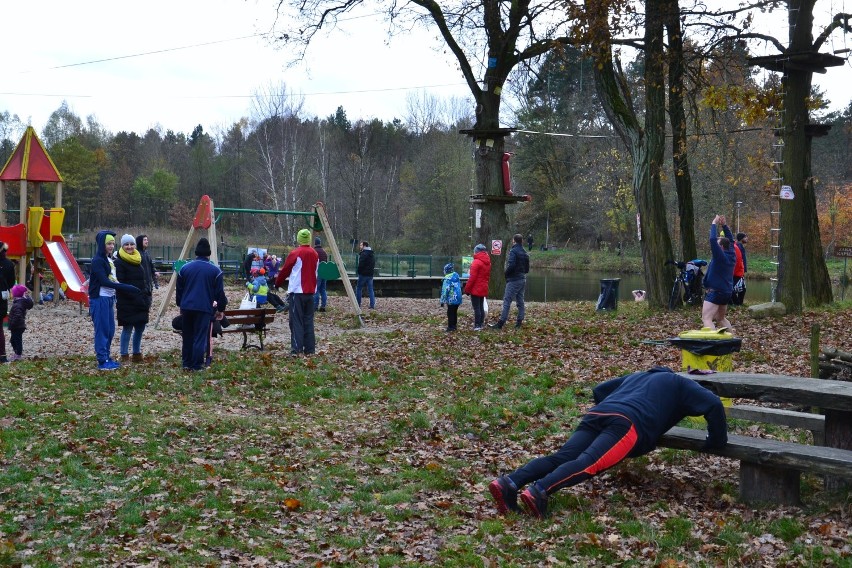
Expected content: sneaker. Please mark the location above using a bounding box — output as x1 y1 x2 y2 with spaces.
489 476 520 515
473 327 482 331
318 307 326 312
0 356 7 363
9 354 21 362
98 360 120 371
515 321 523 329
488 321 504 329
520 483 549 519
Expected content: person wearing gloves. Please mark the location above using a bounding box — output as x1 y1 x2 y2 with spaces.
463 244 491 331
275 229 319 356
88 230 143 370
489 366 728 518
176 237 228 371
439 262 463 332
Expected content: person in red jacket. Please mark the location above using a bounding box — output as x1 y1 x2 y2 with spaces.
463 244 491 330
275 229 320 355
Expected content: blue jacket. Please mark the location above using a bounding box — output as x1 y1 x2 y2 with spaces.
88 230 140 299
440 272 463 306
591 366 727 455
504 243 529 282
176 256 228 314
702 224 736 294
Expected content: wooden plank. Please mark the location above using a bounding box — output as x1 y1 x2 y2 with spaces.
658 426 852 479
679 372 852 411
725 405 825 432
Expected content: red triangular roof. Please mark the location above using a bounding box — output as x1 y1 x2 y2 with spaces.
0 126 63 183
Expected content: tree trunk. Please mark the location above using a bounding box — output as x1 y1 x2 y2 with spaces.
777 0 814 314
802 135 834 305
664 0 697 261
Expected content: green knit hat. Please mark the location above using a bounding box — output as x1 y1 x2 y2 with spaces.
297 229 312 245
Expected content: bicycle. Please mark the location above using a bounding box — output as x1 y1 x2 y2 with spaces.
666 259 707 309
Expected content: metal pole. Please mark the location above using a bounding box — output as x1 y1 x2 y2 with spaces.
735 201 743 234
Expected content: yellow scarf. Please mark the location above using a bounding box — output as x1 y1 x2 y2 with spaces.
118 248 142 265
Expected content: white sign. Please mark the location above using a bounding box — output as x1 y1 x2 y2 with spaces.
636 213 642 241
475 208 482 229
491 240 503 256
780 185 795 200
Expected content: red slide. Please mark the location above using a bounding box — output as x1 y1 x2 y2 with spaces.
40 236 89 305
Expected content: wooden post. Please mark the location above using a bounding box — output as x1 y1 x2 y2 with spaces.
810 324 820 379
313 202 363 327
153 225 198 328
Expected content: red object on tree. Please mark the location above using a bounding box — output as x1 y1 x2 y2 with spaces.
502 153 513 196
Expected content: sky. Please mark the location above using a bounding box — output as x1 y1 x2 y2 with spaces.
1 0 850 137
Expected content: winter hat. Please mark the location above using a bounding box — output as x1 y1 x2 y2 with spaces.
443 263 454 274
736 232 747 241
297 229 312 245
11 284 27 298
120 234 135 246
0 241 7 252
195 237 212 257
105 234 115 245
474 243 487 253
258 268 266 275
314 236 322 246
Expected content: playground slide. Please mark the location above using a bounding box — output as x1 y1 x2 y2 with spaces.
40 236 89 305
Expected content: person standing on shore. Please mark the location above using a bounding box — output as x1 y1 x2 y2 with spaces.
490 234 529 330
356 241 376 310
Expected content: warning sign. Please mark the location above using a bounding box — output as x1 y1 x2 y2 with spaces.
491 240 503 256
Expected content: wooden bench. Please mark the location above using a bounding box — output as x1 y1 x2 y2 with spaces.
655 372 852 505
220 307 277 350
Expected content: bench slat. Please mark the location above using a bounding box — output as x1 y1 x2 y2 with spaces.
725 405 825 432
659 426 852 479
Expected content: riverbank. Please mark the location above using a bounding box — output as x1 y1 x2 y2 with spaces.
529 247 848 281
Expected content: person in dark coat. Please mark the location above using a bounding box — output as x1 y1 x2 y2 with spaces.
176 238 228 371
115 234 152 362
7 284 34 361
136 234 158 290
490 233 529 329
0 241 17 363
355 241 376 309
701 215 736 331
489 367 728 518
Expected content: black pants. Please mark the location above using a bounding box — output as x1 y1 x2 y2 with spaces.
267 292 287 310
446 304 459 331
10 329 23 356
289 293 315 354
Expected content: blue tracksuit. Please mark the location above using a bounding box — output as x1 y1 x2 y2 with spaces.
176 256 228 370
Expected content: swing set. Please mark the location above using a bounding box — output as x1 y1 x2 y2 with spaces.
154 195 363 328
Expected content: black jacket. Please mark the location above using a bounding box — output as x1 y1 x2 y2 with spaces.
357 248 375 277
115 255 152 326
504 243 529 281
0 254 16 319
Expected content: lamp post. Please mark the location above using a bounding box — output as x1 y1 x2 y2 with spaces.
735 201 743 234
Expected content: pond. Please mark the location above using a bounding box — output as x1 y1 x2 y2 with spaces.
525 270 780 304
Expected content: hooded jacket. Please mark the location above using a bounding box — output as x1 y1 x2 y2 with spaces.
464 250 491 297
504 242 530 281
88 230 140 299
115 249 152 326
440 271 463 306
136 234 157 293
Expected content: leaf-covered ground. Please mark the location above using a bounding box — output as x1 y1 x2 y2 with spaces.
1 288 851 566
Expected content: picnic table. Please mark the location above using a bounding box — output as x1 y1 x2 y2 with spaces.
657 372 852 504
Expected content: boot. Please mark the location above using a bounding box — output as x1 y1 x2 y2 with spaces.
132 353 144 362
488 320 505 329
120 354 130 361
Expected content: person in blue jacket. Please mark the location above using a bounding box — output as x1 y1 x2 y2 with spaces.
88 230 142 370
439 262 463 332
176 238 228 371
701 215 737 331
489 366 728 518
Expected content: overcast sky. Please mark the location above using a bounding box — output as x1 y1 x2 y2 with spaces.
1 0 850 137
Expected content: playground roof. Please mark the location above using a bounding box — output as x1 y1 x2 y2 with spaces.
0 126 63 183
